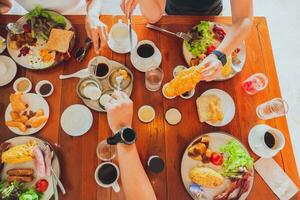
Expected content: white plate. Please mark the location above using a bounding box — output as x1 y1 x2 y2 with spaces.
60 104 93 137
108 30 138 54
181 132 254 200
0 55 17 87
200 89 235 127
1 136 60 200
5 93 50 135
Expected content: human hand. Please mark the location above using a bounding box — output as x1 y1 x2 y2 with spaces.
200 54 223 81
106 91 133 133
120 0 138 18
85 0 108 54
0 0 12 14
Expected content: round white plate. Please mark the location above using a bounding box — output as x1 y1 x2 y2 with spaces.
248 124 279 158
5 93 50 135
108 30 138 54
200 89 235 127
60 104 93 136
1 136 60 200
181 132 254 200
0 55 17 87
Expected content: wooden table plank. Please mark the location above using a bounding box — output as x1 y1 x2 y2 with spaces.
0 15 299 200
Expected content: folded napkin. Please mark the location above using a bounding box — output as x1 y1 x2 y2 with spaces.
254 158 299 200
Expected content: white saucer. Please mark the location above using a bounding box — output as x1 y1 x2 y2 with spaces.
0 55 17 87
60 104 93 137
5 93 50 135
200 88 235 127
108 31 138 54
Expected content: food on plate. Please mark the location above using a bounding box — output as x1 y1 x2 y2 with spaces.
187 136 212 162
0 37 5 50
35 179 49 193
214 172 252 200
189 167 224 188
196 95 224 123
220 58 233 77
219 140 253 178
1 140 37 164
231 48 241 65
10 33 37 50
39 49 54 62
19 188 42 200
33 146 46 177
210 152 224 166
0 143 11 176
164 65 203 97
5 93 48 132
45 28 74 53
6 168 34 176
7 175 33 183
109 68 132 90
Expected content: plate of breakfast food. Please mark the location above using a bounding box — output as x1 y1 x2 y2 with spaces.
182 21 246 80
76 56 133 112
0 136 60 200
5 92 49 135
196 89 235 127
6 6 75 70
181 132 254 200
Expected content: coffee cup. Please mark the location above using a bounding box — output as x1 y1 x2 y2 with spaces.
0 60 7 77
95 162 120 192
109 19 130 46
89 56 111 80
130 40 162 72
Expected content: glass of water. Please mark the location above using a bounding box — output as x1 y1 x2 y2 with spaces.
145 67 164 91
256 98 289 120
96 140 116 161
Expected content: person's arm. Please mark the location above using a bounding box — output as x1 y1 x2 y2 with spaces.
0 0 12 14
120 0 165 23
106 91 157 200
85 0 108 53
201 0 253 81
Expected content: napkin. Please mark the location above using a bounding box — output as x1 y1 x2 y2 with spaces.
254 158 299 200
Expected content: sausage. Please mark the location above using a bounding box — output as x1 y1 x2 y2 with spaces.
6 168 34 176
7 175 33 183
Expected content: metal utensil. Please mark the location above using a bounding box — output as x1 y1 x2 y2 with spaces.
6 23 24 34
52 174 59 200
146 24 192 41
59 68 90 80
38 142 67 195
75 38 93 63
128 12 133 51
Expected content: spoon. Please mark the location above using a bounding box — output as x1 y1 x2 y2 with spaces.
116 76 124 91
59 68 90 80
6 23 24 34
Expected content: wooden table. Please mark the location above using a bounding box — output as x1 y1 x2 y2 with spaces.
0 15 299 200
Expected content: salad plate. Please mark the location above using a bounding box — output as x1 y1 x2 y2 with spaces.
0 136 60 200
182 21 246 81
181 132 254 200
6 7 75 70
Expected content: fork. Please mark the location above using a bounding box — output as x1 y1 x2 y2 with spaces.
146 24 192 40
38 142 66 196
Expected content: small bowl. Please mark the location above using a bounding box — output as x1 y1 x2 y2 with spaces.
138 105 155 123
35 80 54 97
77 78 102 101
98 90 114 110
13 77 32 94
88 56 111 80
180 88 195 99
108 67 133 91
162 83 175 99
173 65 187 77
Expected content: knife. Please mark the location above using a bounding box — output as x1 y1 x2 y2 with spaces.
128 12 133 51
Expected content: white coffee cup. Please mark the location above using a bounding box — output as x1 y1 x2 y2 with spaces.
0 60 7 77
95 162 120 192
109 19 130 46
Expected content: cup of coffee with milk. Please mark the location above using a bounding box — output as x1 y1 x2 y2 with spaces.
109 19 130 47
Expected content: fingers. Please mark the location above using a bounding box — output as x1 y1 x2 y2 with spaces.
91 27 102 54
99 26 108 48
120 0 126 15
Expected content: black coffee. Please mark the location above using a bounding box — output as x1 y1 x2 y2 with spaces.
264 131 276 149
137 44 154 58
96 63 109 77
98 164 118 185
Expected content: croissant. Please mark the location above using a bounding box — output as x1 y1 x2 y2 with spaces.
164 65 203 97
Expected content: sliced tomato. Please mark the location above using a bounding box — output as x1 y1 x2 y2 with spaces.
210 152 223 165
35 179 49 193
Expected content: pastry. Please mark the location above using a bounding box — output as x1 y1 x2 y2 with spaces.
189 167 224 188
196 95 224 123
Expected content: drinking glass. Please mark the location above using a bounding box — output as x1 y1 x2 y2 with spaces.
242 73 268 95
145 67 164 91
96 140 117 161
256 98 289 120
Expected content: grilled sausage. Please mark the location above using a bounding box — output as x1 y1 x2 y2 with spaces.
7 175 33 183
7 168 34 176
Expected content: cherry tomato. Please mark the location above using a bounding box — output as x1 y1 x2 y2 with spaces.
210 152 223 165
206 45 216 55
35 179 49 193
